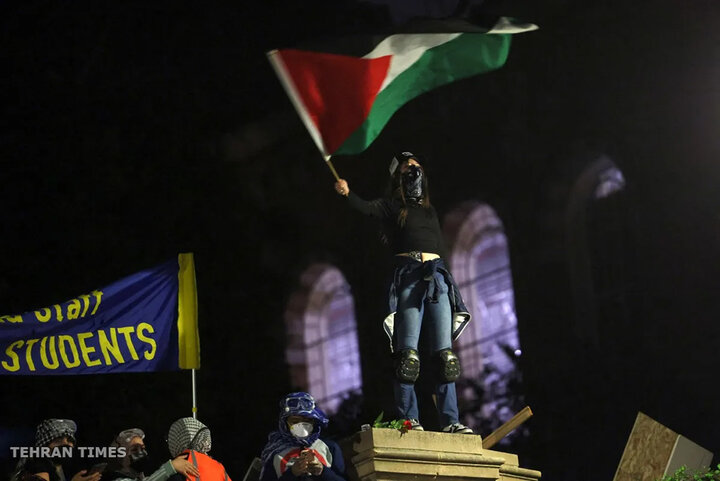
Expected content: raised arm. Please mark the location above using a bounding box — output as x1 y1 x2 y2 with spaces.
334 179 391 219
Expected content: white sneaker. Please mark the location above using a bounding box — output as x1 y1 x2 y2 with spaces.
408 419 424 431
442 423 473 434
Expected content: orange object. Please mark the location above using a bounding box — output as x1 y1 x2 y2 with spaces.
185 450 231 481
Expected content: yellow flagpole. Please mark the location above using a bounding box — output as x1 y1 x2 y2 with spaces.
326 157 340 181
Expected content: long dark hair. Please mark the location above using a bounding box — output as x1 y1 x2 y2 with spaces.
387 161 432 226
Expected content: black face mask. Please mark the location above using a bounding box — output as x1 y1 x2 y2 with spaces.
401 165 423 204
52 447 82 478
129 450 152 473
49 445 74 468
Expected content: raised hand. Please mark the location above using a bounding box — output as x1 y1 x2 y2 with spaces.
335 179 349 196
171 456 201 478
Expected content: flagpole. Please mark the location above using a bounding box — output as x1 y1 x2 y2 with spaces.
191 368 198 419
325 157 340 181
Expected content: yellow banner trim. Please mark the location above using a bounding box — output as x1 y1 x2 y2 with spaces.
177 252 200 369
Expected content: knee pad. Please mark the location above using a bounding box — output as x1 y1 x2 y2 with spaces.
436 349 461 382
395 349 420 383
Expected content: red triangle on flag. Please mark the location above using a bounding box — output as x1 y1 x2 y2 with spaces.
278 49 391 156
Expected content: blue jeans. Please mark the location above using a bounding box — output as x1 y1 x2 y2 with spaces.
393 262 459 427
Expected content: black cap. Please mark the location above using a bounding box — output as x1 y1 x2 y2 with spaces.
389 151 417 176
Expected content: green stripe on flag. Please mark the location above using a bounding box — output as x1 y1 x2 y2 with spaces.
335 33 511 156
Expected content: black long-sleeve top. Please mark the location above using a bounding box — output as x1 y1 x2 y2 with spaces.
347 191 448 259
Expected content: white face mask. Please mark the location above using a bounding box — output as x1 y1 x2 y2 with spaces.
289 422 313 439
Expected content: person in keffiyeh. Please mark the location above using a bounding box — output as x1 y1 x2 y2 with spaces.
165 418 230 481
34 419 77 449
12 419 100 481
259 392 346 481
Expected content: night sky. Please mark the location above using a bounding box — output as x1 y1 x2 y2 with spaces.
3 2 720 481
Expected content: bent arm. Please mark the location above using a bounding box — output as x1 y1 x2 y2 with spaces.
141 461 177 481
335 179 391 219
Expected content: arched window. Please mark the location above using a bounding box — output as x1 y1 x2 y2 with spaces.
566 155 628 348
445 202 521 379
594 165 626 199
284 264 362 413
444 202 524 441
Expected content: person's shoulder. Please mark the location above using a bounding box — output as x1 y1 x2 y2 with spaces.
193 450 224 464
192 452 230 477
317 437 342 450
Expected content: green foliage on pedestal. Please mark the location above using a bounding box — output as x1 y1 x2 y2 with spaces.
659 465 720 481
372 412 413 432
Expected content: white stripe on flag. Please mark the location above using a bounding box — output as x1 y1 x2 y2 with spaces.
362 33 461 92
487 17 539 34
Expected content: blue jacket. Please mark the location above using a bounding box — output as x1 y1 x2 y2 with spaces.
259 438 346 481
382 257 471 352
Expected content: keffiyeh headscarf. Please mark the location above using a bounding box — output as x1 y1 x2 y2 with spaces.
35 419 77 447
167 418 212 457
259 392 329 468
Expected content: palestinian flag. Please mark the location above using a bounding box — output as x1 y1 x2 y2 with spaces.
267 17 537 159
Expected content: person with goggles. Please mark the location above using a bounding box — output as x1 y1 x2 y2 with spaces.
259 392 346 481
101 428 199 481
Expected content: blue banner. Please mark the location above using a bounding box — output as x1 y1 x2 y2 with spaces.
0 253 200 375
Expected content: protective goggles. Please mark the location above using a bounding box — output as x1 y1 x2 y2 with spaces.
283 394 315 413
114 428 145 448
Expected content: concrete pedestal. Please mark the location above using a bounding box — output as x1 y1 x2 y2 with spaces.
345 428 541 481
